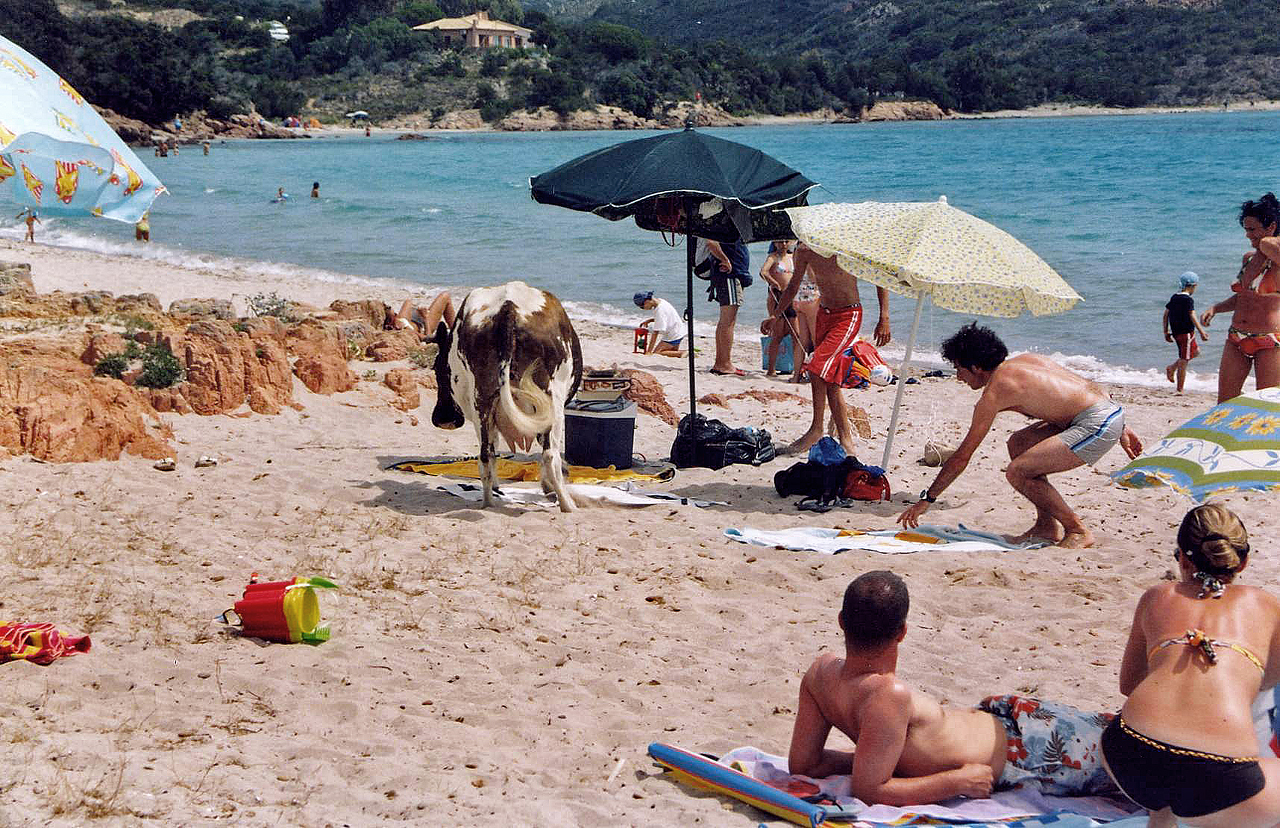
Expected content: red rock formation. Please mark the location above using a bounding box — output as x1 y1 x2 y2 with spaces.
294 352 357 395
329 299 390 330
0 359 171 462
169 320 294 415
384 368 420 410
365 329 419 362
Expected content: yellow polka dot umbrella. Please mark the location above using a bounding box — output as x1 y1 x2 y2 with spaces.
785 198 1083 467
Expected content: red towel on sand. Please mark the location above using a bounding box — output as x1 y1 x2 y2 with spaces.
0 622 91 665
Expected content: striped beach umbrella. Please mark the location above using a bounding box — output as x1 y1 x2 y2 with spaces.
0 35 165 223
1113 387 1280 502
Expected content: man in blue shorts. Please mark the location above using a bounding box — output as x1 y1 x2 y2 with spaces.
897 323 1143 548
701 238 750 376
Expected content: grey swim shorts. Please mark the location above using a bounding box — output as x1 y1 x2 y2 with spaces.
1057 400 1124 465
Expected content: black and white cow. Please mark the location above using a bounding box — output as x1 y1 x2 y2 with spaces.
431 281 583 511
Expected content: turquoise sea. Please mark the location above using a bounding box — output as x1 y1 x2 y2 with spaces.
7 110 1279 392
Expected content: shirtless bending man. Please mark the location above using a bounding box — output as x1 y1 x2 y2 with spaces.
772 243 889 455
788 571 1118 805
896 322 1142 548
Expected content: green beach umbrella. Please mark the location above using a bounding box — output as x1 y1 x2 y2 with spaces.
530 126 818 425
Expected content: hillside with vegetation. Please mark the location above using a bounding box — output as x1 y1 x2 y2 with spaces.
2 0 1277 135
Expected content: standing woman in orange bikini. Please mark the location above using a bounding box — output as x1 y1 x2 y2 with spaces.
1101 504 1280 827
1201 193 1280 402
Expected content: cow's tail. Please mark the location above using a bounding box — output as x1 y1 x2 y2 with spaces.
496 361 555 439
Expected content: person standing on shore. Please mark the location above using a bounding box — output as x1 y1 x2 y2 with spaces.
702 237 751 376
1200 193 1280 402
1163 271 1208 393
134 212 150 243
897 322 1142 549
18 209 39 242
771 242 890 455
759 240 803 376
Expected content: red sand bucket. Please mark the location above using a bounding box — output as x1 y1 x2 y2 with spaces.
221 575 337 643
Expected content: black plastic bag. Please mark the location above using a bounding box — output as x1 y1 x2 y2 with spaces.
672 414 775 470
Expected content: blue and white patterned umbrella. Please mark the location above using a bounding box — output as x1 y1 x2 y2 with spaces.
0 35 164 223
1113 387 1280 502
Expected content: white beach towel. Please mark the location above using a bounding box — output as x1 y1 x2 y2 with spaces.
435 482 723 508
720 746 1140 825
723 524 1050 555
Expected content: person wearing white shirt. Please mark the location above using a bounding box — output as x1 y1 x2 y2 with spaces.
633 291 685 357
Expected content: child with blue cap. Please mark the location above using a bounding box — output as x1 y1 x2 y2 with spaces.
633 291 685 357
1164 271 1209 392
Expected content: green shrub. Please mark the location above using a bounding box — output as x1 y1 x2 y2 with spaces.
248 292 292 319
123 338 142 359
136 343 184 389
93 352 129 379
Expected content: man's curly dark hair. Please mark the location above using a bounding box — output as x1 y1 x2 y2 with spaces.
940 322 1008 372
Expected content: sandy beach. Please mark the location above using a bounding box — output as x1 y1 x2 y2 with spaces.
0 238 1273 825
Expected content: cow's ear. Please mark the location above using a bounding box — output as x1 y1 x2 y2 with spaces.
432 320 450 346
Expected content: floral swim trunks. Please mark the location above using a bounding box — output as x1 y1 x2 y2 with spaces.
977 695 1119 796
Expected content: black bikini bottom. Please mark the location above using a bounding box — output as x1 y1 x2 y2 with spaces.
1100 716 1265 817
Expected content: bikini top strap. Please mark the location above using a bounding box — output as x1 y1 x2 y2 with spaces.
1149 628 1265 672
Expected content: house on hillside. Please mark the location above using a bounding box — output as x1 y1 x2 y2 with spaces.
411 11 533 49
266 20 289 42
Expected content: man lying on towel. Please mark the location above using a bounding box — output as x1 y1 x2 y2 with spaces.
788 570 1118 806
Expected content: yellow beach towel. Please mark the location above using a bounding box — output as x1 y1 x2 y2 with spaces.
389 456 675 484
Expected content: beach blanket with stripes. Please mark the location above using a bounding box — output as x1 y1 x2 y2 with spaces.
720 747 1141 826
723 525 1049 555
0 622 91 664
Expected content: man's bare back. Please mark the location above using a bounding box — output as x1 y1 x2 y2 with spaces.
980 354 1111 426
792 653 1005 805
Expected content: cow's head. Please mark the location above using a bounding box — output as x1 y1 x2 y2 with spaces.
430 320 465 429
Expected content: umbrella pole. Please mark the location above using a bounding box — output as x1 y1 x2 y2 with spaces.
685 229 697 424
881 293 925 469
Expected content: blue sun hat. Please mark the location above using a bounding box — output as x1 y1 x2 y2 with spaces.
1180 271 1199 288
633 291 653 308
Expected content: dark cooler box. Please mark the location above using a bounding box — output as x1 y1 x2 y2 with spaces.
564 399 636 469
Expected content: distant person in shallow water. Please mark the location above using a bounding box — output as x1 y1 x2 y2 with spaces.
310 181 320 199
18 208 39 242
1163 270 1208 394
897 322 1142 549
135 212 150 243
1200 193 1280 402
1102 504 1280 827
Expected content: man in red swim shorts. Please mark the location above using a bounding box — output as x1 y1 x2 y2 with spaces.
772 243 890 454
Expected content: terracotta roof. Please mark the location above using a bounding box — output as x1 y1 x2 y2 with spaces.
412 14 531 36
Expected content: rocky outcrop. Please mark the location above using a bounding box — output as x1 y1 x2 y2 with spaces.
498 105 661 131
0 263 34 297
0 287 164 326
384 368 421 411
329 299 389 330
621 369 679 427
365 329 419 362
434 109 486 130
166 319 294 415
0 358 171 462
294 352 358 395
94 107 153 145
842 101 948 122
656 101 748 128
169 298 235 321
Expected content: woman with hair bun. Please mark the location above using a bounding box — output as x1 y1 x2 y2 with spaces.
1102 504 1280 826
1202 193 1280 401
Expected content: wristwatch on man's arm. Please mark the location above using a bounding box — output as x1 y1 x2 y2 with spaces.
918 489 937 504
